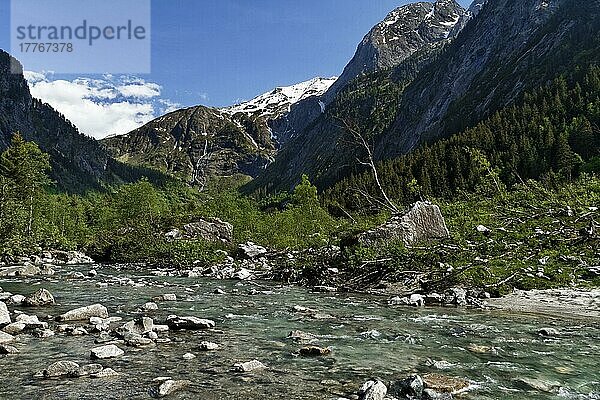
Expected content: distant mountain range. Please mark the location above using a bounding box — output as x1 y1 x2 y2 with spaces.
1 0 598 194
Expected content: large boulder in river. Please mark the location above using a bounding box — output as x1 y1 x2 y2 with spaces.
166 315 215 330
15 314 48 330
178 218 233 243
56 304 108 321
36 361 80 379
358 380 387 400
357 202 450 247
24 289 55 307
90 344 124 359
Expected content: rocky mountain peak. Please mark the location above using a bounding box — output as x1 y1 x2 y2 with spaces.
323 0 466 103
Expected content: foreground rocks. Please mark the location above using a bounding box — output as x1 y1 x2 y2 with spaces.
358 374 471 400
358 379 387 400
357 202 450 247
0 331 15 344
154 379 190 398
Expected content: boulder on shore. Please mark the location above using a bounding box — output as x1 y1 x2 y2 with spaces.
166 218 233 243
357 201 450 247
238 242 268 259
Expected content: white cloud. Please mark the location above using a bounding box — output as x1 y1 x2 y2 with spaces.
117 83 161 99
25 72 183 139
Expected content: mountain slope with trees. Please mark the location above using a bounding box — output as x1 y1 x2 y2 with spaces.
0 50 164 192
249 0 600 193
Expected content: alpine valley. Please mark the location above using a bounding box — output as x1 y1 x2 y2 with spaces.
0 1 599 399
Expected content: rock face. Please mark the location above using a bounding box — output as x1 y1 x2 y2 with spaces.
102 76 336 184
358 380 388 400
102 104 274 185
166 315 215 330
24 289 55 307
358 202 450 246
325 0 465 104
249 0 599 194
90 344 124 359
57 304 109 321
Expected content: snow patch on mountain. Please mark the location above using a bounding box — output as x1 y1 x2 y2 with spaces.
223 77 337 119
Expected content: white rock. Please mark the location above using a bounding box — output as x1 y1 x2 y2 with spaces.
57 304 108 321
358 380 387 400
233 360 266 372
90 344 124 359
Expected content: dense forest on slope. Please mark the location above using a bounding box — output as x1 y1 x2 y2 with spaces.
324 66 600 212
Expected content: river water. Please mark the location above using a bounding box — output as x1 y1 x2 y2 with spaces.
0 264 599 399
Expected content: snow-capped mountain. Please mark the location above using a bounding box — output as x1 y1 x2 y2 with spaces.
222 77 337 120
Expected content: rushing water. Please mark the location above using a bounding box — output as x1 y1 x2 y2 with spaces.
0 264 599 399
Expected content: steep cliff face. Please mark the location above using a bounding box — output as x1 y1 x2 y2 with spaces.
250 0 600 193
379 0 586 158
0 50 162 192
324 0 465 103
267 0 466 148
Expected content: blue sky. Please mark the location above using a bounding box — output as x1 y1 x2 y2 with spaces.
0 0 471 138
